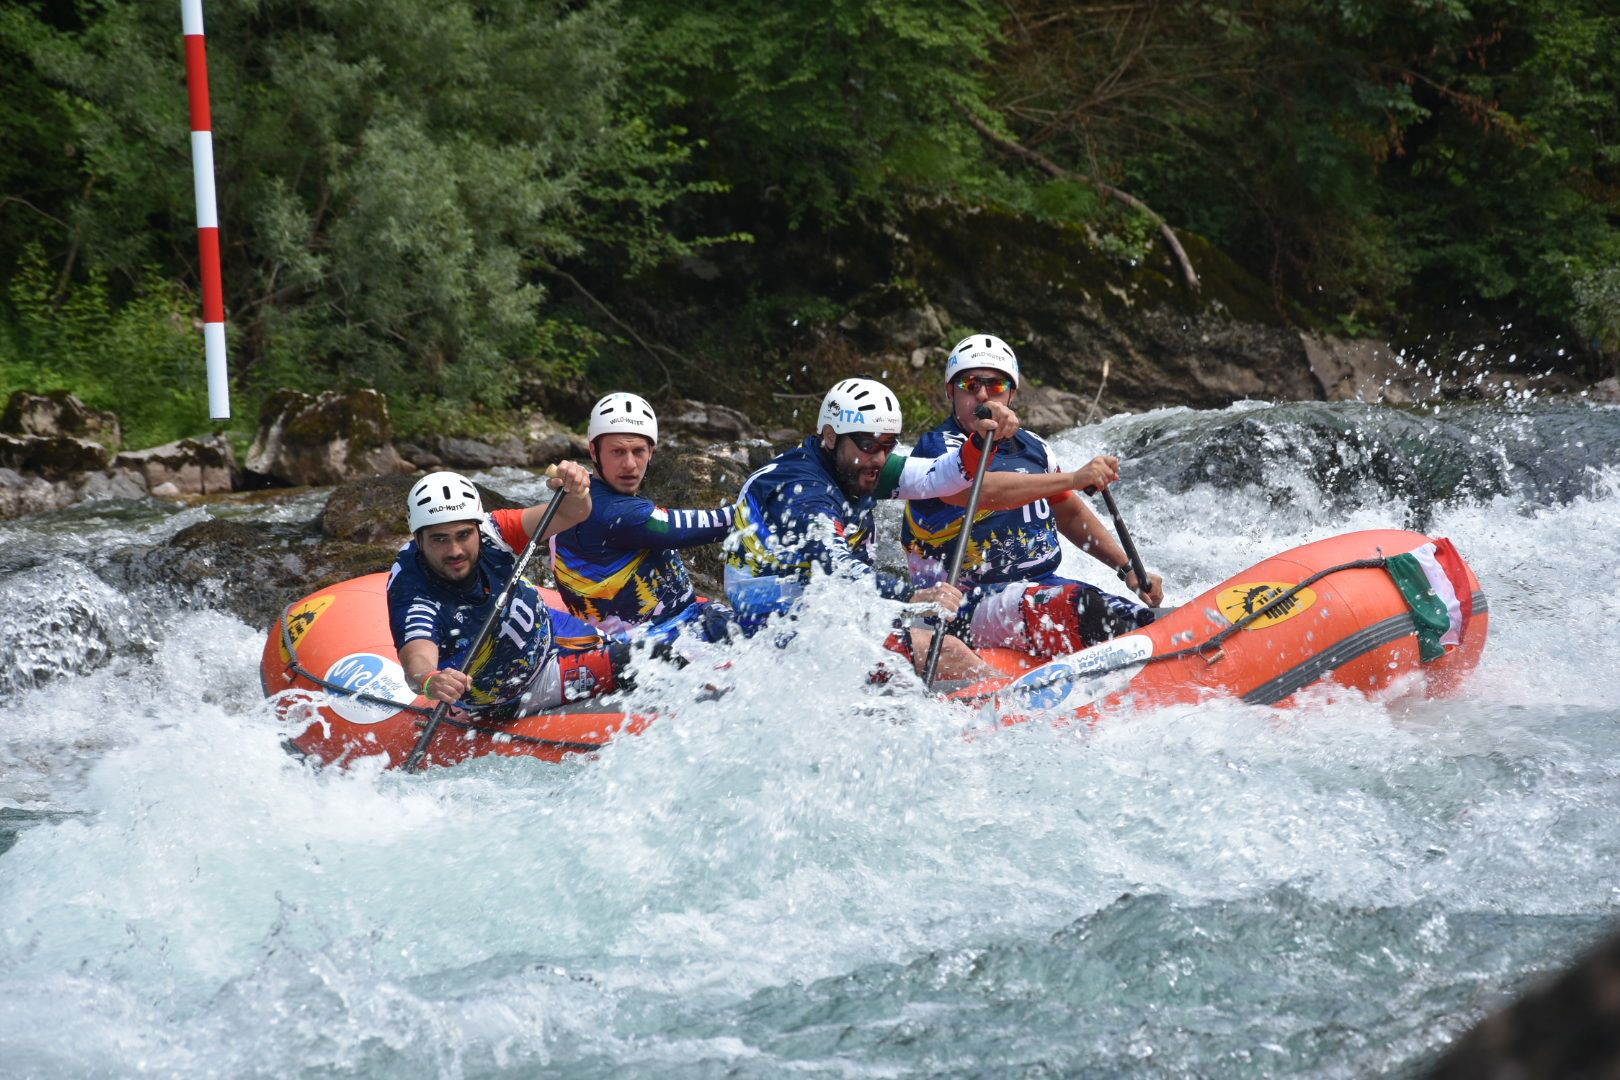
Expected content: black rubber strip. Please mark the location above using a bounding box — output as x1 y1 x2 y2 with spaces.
1241 590 1490 705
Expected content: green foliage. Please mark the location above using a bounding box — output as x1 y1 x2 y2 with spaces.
1572 267 1620 354
9 0 723 430
990 0 1620 334
1 0 1614 450
0 243 209 446
619 0 1002 224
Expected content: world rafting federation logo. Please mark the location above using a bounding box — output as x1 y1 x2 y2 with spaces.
1216 582 1318 630
322 651 411 725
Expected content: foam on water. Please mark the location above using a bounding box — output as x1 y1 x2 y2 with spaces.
2 400 1619 1077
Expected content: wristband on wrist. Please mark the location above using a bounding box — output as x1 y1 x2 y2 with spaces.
420 668 441 696
1116 564 1134 582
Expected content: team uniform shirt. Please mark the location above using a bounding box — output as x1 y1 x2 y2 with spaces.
549 475 733 635
903 418 1065 589
724 435 986 629
387 508 607 714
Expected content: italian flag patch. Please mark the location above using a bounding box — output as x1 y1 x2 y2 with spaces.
1385 538 1474 662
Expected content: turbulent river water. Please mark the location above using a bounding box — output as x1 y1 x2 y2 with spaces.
2 396 1618 1078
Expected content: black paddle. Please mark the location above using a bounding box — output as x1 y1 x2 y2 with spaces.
402 481 571 772
920 404 997 687
1098 485 1152 602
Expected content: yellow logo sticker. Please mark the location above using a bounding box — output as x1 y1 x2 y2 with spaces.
279 595 335 662
1216 582 1316 630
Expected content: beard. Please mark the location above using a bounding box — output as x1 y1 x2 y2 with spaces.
833 453 879 498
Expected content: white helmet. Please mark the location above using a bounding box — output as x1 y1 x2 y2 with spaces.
408 471 484 533
819 378 904 436
587 392 658 445
944 333 1020 388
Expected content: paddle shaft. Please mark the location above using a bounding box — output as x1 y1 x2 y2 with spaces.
1100 486 1151 601
402 488 569 772
920 406 996 686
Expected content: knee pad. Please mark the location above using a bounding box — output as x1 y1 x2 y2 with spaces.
1019 585 1089 658
1019 584 1150 658
557 647 622 702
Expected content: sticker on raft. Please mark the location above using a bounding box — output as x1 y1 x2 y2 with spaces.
322 652 413 724
1005 634 1153 714
278 594 335 663
1216 582 1317 629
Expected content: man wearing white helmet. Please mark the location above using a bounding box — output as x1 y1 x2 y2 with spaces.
550 392 736 642
386 465 642 718
903 333 1165 660
723 376 1016 678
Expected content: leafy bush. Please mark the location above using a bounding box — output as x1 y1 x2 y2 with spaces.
0 243 211 447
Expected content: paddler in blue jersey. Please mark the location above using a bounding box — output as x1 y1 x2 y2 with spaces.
549 392 737 643
387 467 642 718
903 333 1164 659
724 377 1016 680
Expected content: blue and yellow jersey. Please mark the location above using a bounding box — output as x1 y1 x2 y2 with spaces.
549 475 732 634
723 436 985 626
903 419 1064 588
387 508 607 712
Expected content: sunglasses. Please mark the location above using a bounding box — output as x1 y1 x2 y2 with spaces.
950 374 1013 395
846 432 899 455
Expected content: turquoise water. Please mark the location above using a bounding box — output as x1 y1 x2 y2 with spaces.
2 399 1618 1077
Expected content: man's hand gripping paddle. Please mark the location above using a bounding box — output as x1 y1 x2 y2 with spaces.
920 404 996 687
402 471 569 772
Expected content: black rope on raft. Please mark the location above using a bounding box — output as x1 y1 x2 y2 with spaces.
952 557 1393 706
277 601 433 717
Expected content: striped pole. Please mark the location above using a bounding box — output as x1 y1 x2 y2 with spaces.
182 0 229 420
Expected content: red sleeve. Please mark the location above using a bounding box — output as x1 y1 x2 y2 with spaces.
958 432 996 477
489 507 531 549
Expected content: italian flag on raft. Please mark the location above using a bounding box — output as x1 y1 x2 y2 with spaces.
1385 538 1474 662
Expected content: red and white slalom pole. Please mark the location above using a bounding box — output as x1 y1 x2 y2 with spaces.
182 0 229 420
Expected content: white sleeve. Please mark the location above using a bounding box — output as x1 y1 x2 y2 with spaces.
888 445 972 501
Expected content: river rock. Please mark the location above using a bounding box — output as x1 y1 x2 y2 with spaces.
1425 927 1620 1078
837 281 947 350
114 433 235 496
1018 383 1092 434
0 467 64 519
1 390 121 450
318 474 523 544
245 388 414 487
109 516 402 631
1302 334 1417 403
521 412 589 466
396 414 588 471
0 432 113 479
642 444 753 594
75 469 149 503
660 400 757 444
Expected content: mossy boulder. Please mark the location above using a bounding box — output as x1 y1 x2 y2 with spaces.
1 390 121 450
245 388 414 487
0 433 112 480
641 444 759 596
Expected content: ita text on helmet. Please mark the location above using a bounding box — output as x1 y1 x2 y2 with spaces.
819 378 904 436
944 334 1020 389
408 471 485 533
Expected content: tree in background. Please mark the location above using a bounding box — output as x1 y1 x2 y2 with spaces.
982 0 1619 349
2 0 719 436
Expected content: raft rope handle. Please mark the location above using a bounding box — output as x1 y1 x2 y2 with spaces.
277 601 434 718
952 557 1392 706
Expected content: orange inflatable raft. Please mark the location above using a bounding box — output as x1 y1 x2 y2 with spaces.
951 528 1488 726
260 528 1486 769
261 577 650 769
